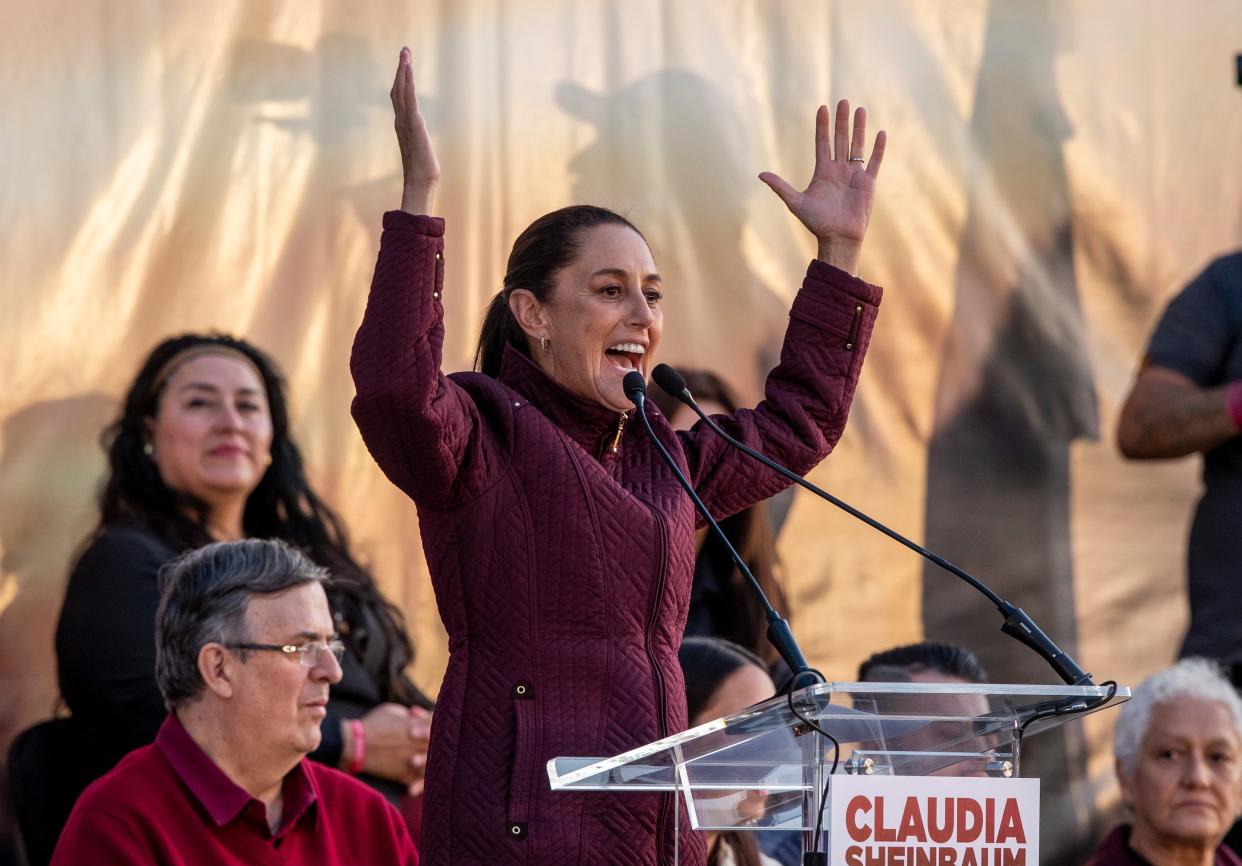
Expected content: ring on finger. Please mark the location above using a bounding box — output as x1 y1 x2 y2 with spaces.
848 156 865 163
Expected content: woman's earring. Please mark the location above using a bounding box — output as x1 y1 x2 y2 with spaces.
539 335 549 352
143 442 154 457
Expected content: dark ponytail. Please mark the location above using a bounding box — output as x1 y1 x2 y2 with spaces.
474 291 526 378
474 204 644 377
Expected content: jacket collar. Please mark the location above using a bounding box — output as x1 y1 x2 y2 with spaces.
498 343 642 455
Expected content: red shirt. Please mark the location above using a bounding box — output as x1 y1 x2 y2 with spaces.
51 715 419 866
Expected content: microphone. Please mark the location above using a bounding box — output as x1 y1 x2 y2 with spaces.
623 371 823 690
650 363 1095 688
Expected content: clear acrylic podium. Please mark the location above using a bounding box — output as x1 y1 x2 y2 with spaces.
549 681 1129 861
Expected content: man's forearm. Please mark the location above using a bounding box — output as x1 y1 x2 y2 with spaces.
1117 368 1240 459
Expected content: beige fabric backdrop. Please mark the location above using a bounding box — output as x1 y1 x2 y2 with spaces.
2 0 1241 861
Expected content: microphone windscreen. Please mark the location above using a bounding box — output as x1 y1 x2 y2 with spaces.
623 371 647 403
652 364 689 399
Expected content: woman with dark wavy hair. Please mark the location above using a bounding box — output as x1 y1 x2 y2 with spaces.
54 333 432 813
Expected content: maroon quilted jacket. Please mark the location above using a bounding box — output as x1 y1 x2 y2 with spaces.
351 211 881 865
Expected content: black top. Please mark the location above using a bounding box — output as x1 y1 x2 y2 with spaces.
683 531 743 643
1147 252 1242 481
55 523 428 800
1145 252 1242 663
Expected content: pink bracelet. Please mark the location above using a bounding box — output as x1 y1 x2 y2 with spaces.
1227 381 1242 433
348 719 366 775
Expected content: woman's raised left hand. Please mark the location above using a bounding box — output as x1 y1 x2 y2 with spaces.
759 100 886 275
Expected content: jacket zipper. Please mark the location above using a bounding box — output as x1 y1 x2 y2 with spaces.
648 514 671 855
608 412 627 454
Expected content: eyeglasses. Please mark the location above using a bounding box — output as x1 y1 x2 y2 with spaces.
226 639 346 668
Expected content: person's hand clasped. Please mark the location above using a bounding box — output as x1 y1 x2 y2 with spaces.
759 100 886 275
405 706 432 797
391 46 440 216
354 703 433 796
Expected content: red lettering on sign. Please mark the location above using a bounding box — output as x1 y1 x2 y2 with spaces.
997 798 1026 845
985 798 995 844
927 798 953 844
845 846 864 866
938 846 956 866
898 797 927 842
1001 849 1027 866
962 847 979 866
875 797 897 842
847 796 873 842
956 798 983 844
891 847 907 866
916 846 937 866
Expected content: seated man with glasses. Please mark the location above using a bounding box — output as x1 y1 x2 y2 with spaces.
51 539 420 865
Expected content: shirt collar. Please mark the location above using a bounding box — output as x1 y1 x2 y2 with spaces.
156 713 319 836
498 343 651 454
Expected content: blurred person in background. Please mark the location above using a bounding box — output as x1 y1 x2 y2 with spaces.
1088 658 1242 866
651 370 789 671
1117 253 1242 683
858 641 989 686
858 641 993 777
680 637 781 866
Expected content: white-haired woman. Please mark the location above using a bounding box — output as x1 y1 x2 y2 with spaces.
1089 659 1242 866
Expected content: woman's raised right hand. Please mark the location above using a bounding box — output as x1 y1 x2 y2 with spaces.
391 46 440 216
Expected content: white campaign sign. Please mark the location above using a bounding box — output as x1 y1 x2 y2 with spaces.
828 775 1040 866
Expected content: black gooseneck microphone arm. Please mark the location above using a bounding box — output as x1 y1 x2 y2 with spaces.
622 372 825 691
650 363 1095 688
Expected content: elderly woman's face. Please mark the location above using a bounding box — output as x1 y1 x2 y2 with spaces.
149 354 274 506
1122 697 1242 846
518 224 662 413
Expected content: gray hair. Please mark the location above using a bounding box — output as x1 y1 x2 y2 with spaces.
155 538 329 708
1114 658 1242 775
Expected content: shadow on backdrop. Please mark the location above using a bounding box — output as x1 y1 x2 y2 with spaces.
0 394 115 866
556 69 792 404
222 31 426 493
920 3 1100 865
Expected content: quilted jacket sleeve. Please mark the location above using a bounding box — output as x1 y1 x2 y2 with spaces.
351 211 498 510
677 259 881 524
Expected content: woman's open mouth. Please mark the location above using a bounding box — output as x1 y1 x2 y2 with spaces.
604 342 646 373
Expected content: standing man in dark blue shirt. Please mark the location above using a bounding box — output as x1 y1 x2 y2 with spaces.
1118 252 1242 681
